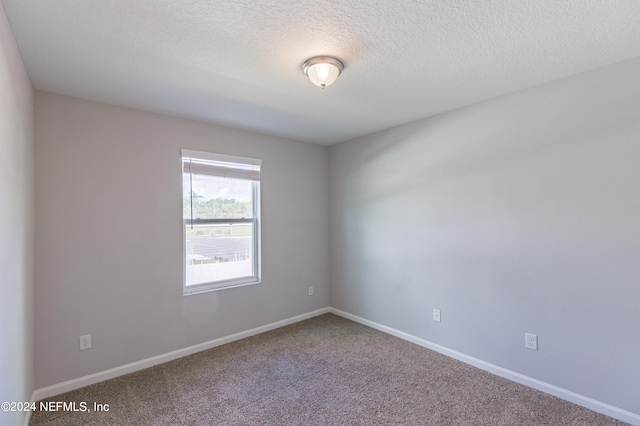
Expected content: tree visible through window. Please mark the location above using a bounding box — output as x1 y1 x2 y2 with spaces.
182 150 261 294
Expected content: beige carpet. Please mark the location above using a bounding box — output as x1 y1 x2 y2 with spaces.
30 314 626 425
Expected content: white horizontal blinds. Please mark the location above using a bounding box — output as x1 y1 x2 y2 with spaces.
184 161 260 181
181 149 261 181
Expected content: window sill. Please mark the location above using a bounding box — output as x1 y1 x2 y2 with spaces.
183 279 260 296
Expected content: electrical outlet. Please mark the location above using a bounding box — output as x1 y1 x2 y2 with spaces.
433 309 441 323
525 333 538 350
80 334 92 351
308 286 313 296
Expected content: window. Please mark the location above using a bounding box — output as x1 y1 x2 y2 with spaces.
182 149 261 294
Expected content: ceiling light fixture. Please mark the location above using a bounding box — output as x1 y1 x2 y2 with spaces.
302 56 344 89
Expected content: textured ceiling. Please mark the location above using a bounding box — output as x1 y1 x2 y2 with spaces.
3 0 640 145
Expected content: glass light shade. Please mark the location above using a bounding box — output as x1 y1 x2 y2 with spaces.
303 57 344 89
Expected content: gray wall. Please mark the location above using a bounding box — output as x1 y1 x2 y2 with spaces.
0 3 34 426
34 92 329 388
329 57 640 414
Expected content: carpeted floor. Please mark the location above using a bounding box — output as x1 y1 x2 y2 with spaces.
30 314 626 425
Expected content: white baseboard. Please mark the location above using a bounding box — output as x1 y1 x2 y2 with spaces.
329 308 640 426
28 306 639 426
31 308 330 403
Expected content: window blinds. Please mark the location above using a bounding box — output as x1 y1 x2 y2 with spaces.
181 149 261 181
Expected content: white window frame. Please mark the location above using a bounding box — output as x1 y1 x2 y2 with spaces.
181 149 261 295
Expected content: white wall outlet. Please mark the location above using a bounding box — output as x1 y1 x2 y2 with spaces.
80 334 92 351
433 309 441 323
525 333 538 350
308 286 313 296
